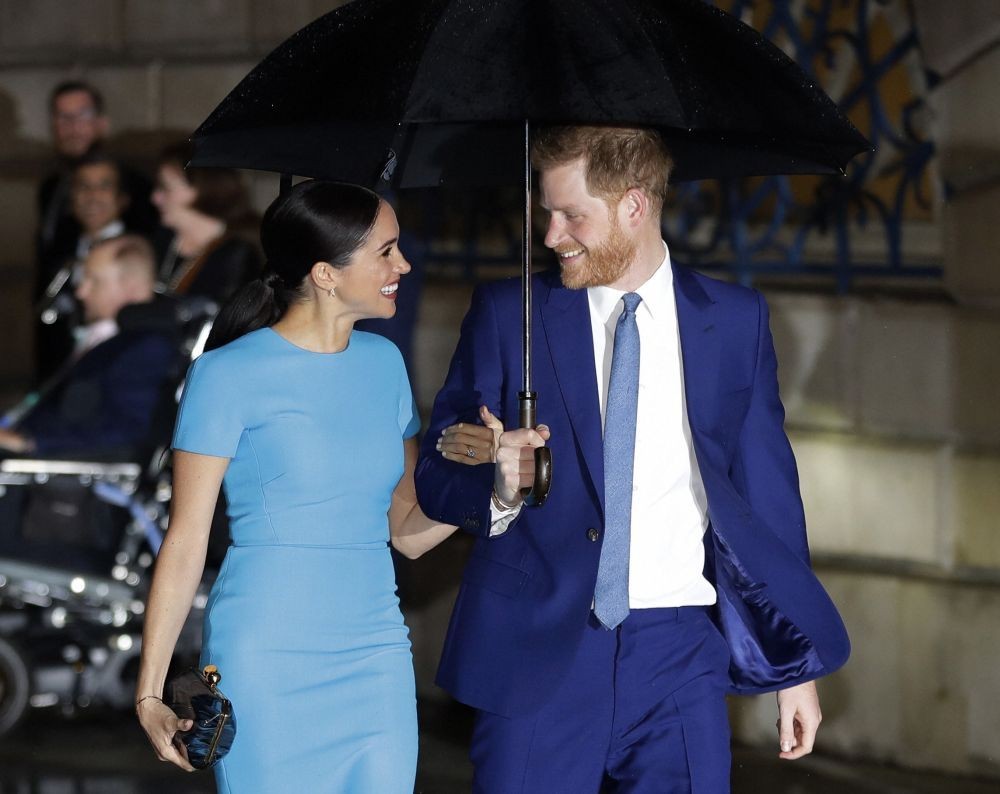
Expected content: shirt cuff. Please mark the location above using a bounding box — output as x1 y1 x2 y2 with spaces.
488 501 522 537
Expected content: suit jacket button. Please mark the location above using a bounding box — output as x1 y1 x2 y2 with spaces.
587 527 600 542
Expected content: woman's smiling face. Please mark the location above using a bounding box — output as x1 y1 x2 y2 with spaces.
334 201 411 320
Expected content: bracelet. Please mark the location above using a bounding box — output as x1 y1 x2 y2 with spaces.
135 694 163 711
491 488 520 512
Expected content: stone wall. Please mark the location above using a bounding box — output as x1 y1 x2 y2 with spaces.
735 291 1000 778
727 9 1000 776
913 0 1000 307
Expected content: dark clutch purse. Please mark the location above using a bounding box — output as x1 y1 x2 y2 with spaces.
166 664 236 770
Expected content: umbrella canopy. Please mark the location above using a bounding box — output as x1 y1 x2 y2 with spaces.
191 0 870 186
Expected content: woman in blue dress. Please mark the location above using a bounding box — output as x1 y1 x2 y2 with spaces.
135 181 484 792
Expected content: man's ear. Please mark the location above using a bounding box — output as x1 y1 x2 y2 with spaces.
620 187 649 229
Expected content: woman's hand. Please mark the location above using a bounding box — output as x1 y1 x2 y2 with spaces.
434 405 551 508
136 697 196 772
436 405 504 465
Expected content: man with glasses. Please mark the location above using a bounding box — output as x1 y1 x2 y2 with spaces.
35 81 156 381
38 82 112 276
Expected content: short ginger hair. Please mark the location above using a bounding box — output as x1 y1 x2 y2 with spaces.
531 126 674 213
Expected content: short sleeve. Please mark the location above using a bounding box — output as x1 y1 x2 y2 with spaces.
172 352 245 457
398 361 421 440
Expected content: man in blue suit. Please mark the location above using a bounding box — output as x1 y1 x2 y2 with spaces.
415 126 849 793
0 234 176 458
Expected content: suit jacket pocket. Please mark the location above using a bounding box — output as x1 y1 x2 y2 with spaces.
462 554 529 599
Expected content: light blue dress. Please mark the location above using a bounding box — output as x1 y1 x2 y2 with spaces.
173 327 420 794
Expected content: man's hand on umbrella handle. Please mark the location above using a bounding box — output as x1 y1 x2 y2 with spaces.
493 413 550 507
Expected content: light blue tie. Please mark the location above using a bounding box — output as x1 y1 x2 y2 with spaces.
594 292 642 630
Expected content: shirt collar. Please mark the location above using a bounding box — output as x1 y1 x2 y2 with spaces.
587 241 673 323
77 220 126 259
73 318 119 355
90 219 125 244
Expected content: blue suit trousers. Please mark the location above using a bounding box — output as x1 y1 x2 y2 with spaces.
470 606 732 794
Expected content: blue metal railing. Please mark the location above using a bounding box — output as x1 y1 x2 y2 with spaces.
664 0 941 289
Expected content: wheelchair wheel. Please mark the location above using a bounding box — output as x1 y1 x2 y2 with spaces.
0 635 30 737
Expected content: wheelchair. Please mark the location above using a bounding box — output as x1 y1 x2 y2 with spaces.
0 297 220 737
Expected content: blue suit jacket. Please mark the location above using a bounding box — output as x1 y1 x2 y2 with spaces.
415 265 849 718
19 329 176 457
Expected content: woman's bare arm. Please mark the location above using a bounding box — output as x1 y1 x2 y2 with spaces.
389 438 460 559
135 450 229 771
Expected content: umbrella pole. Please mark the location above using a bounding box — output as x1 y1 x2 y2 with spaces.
519 119 534 424
518 119 552 506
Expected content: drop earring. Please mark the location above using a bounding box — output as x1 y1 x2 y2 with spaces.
329 287 336 298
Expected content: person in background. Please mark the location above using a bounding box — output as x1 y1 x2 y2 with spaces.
1 235 175 458
35 80 157 382
152 142 262 304
34 153 136 382
37 81 111 274
69 152 131 263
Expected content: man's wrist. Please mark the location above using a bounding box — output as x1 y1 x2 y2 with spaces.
491 488 521 511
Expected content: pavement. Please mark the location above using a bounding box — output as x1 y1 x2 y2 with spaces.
1 700 997 793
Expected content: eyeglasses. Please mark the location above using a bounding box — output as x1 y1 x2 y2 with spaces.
54 109 99 125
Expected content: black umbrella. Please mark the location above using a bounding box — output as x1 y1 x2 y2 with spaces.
193 0 868 184
191 0 870 505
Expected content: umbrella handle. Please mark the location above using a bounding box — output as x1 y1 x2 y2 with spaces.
522 447 552 507
518 392 552 507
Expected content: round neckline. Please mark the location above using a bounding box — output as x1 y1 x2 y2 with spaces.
265 326 352 356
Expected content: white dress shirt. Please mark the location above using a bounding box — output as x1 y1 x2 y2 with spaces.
73 318 118 359
491 242 716 608
75 219 125 262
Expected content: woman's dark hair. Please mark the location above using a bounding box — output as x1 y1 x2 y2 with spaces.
158 141 258 229
204 180 381 351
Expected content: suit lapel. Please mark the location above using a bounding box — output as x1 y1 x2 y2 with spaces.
673 264 719 435
539 278 605 515
538 265 717 514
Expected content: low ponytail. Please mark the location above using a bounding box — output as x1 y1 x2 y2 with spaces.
204 271 293 351
202 180 380 352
